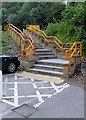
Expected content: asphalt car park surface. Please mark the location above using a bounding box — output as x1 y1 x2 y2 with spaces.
0 73 84 118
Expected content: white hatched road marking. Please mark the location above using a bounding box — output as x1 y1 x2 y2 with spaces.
36 90 44 103
31 79 37 88
3 81 47 85
14 81 18 107
2 76 70 108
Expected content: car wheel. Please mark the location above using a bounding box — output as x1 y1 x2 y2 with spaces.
8 62 17 73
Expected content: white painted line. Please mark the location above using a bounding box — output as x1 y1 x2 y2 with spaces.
54 84 70 95
38 83 69 89
9 88 14 90
41 94 52 97
32 83 37 88
3 82 32 84
2 99 15 107
3 95 26 99
57 83 68 89
31 79 34 82
38 86 53 89
50 83 59 92
3 96 14 99
36 90 44 103
15 76 17 81
34 102 42 108
3 77 8 96
31 79 37 88
3 81 47 84
3 94 52 99
27 95 37 98
14 81 18 107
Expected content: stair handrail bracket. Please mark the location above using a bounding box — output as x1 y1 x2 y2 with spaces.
5 23 35 61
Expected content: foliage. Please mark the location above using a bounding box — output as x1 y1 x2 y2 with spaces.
45 22 58 36
45 2 86 55
2 2 65 29
1 2 86 55
2 31 15 54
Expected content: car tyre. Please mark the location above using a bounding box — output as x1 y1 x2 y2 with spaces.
7 62 17 73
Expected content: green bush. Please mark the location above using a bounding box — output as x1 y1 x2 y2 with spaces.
45 22 58 36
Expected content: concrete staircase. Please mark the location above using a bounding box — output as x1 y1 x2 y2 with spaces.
28 43 69 77
23 30 69 77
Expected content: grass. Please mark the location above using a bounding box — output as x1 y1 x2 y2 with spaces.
2 30 16 54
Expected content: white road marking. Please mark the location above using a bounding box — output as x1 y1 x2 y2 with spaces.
57 83 68 88
15 76 17 81
3 94 52 99
54 84 70 95
38 86 53 89
38 83 69 89
3 96 25 99
2 99 16 107
2 75 70 109
3 82 32 84
31 79 37 88
3 77 8 96
50 83 59 92
27 95 37 98
14 77 18 107
34 102 42 108
9 88 14 90
3 81 47 84
36 90 44 103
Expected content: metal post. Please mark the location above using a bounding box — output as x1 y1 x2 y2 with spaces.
0 70 2 99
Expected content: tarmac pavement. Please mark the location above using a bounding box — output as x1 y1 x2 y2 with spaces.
0 73 85 119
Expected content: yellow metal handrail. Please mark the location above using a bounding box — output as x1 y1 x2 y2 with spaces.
66 42 82 75
66 42 82 61
27 25 82 76
27 26 73 51
5 23 35 60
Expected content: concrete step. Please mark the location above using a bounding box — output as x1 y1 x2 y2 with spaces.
36 49 52 52
35 47 44 49
35 52 54 56
33 64 63 72
29 68 63 77
38 55 57 60
37 59 69 66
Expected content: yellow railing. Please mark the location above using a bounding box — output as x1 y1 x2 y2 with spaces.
66 42 82 61
5 23 35 60
27 25 82 75
26 25 40 31
27 25 73 51
66 42 82 75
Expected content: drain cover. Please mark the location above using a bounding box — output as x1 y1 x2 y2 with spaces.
12 104 37 118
